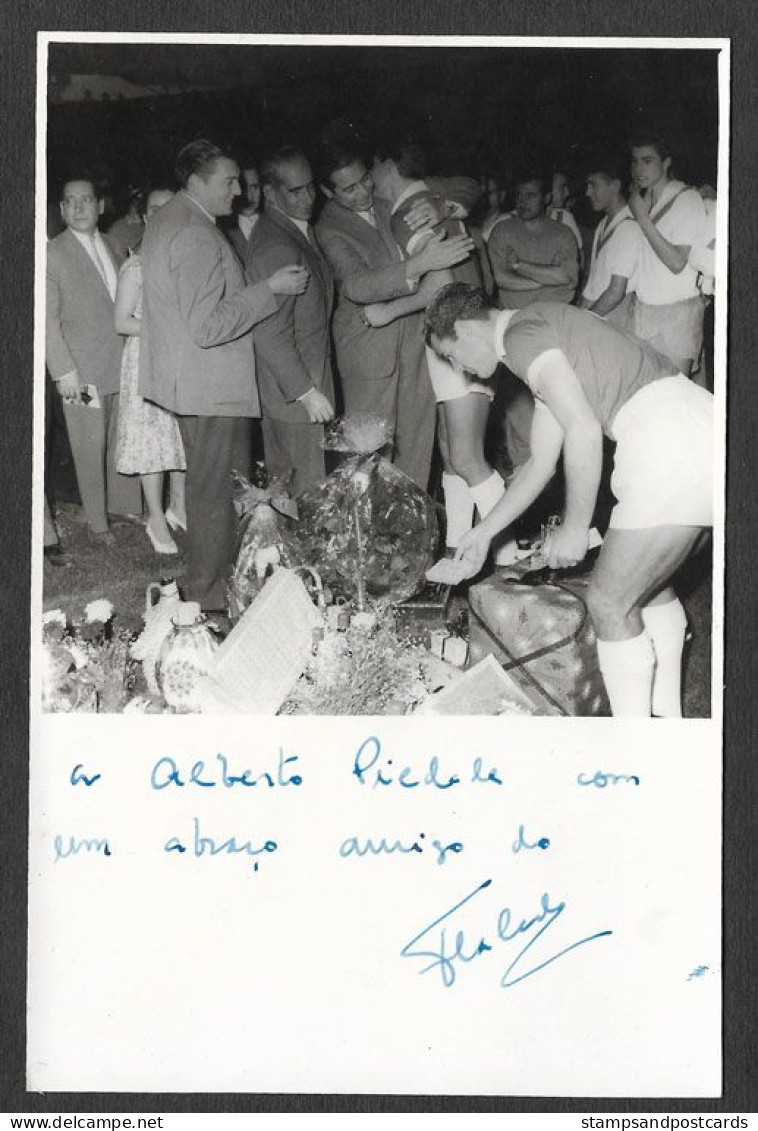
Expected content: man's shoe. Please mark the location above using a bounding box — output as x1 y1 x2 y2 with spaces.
44 544 69 566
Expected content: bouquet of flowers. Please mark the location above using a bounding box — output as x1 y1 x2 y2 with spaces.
227 467 304 622
293 415 438 607
41 600 137 713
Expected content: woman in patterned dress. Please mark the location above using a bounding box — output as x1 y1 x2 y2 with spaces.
114 186 186 554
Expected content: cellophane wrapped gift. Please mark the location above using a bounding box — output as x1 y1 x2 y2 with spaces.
292 414 438 606
467 571 610 717
227 469 305 622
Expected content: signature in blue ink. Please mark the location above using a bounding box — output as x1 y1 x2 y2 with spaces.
577 770 640 788
687 965 709 981
400 878 611 989
352 735 502 791
340 832 464 866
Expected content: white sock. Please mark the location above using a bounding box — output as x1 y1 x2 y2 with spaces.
469 470 505 519
641 598 688 717
596 632 655 717
442 473 475 549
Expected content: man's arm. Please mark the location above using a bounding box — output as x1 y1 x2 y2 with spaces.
45 253 82 402
513 232 579 288
586 274 629 317
453 401 565 577
247 238 325 406
488 225 541 292
317 225 414 305
529 350 603 567
171 226 277 348
628 187 697 275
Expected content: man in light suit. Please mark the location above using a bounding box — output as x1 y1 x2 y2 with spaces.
245 148 335 494
139 139 308 610
46 176 143 542
315 133 480 491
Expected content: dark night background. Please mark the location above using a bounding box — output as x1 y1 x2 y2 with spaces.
46 43 720 215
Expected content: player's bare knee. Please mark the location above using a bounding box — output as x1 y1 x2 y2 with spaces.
587 579 632 637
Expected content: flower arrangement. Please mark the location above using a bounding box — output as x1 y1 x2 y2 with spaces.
41 600 138 713
280 605 458 715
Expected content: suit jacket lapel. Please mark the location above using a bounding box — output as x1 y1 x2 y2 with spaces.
373 199 404 261
64 229 114 300
269 208 331 295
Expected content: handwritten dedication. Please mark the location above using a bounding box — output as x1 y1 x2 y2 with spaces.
27 715 720 1096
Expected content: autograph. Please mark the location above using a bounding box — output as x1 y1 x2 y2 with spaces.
401 878 612 988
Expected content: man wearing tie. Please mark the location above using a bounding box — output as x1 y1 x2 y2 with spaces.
245 147 335 494
221 163 262 266
46 176 142 542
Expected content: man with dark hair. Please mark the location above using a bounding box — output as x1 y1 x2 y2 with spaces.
139 138 308 610
488 169 579 310
628 131 709 380
315 129 479 492
245 147 335 494
46 174 143 543
424 282 713 718
221 161 262 265
581 154 643 330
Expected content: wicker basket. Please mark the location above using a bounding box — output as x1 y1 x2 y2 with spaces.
198 568 323 714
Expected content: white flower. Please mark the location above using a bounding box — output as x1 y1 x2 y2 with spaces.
84 599 114 624
68 642 89 670
43 609 67 628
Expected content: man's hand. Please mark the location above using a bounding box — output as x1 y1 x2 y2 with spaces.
627 184 651 223
362 302 393 328
57 372 82 404
452 524 492 580
412 230 475 275
267 265 310 296
545 523 589 570
300 387 335 424
503 244 520 269
404 196 446 231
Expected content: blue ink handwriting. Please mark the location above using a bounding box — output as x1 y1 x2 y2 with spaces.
352 736 502 791
400 878 611 989
54 835 111 861
687 965 709 981
512 824 551 853
151 749 303 791
165 817 277 871
340 832 464 866
70 764 102 787
577 770 640 789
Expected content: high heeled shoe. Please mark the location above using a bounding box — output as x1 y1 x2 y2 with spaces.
146 521 178 555
165 507 187 533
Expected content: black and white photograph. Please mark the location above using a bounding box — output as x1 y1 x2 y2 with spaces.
38 36 723 720
25 31 730 1102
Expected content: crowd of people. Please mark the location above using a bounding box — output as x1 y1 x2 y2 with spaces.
44 119 717 716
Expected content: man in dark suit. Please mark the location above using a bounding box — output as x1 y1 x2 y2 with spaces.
221 163 262 267
315 133 480 490
245 148 335 494
139 139 308 610
46 176 143 543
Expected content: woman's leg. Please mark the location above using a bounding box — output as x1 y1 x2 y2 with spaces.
141 472 173 544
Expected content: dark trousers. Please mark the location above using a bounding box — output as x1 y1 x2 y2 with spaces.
179 414 252 611
261 417 326 497
62 391 143 532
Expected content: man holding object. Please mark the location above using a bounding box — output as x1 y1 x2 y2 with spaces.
424 283 713 718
